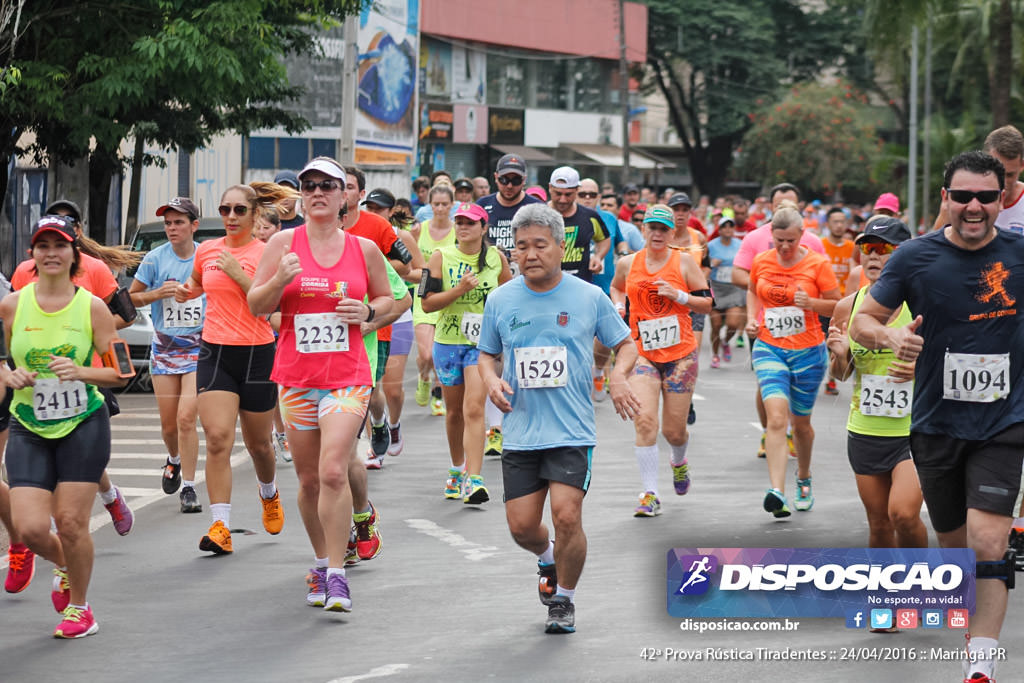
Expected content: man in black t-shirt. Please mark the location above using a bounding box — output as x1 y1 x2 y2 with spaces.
477 154 541 258
547 166 610 283
274 170 305 229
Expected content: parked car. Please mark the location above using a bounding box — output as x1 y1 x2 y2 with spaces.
119 218 225 391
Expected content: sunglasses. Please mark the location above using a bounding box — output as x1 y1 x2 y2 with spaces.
218 204 249 217
946 189 1001 204
632 216 645 223
301 179 341 193
857 242 896 256
497 175 524 186
577 192 598 199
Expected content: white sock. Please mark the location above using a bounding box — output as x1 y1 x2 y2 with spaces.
635 445 660 496
182 480 195 490
315 557 329 569
537 540 555 565
370 410 385 427
210 503 230 527
168 454 181 465
670 442 689 467
327 567 346 579
484 397 503 430
555 585 575 602
388 421 401 430
98 487 117 505
592 366 603 378
258 479 277 500
966 637 998 676
1013 517 1024 528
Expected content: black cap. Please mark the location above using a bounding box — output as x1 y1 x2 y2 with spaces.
622 183 640 193
274 170 300 189
44 199 82 223
32 215 77 245
667 192 692 208
454 178 473 191
156 196 200 220
855 216 912 245
496 154 527 177
362 188 396 209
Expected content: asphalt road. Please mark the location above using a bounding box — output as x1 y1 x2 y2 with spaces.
1 340 1022 683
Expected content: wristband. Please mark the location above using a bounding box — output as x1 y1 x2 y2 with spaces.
675 290 689 305
365 304 376 323
614 302 625 313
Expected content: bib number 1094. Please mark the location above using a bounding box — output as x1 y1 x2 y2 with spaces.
943 352 1010 403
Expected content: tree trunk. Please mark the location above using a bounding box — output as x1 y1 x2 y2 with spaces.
88 146 120 243
124 135 144 242
990 0 1012 128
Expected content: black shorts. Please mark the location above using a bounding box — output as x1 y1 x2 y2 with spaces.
6 404 111 490
847 431 912 476
689 310 705 332
0 385 12 432
197 340 276 412
375 340 390 384
910 422 1024 533
501 445 593 502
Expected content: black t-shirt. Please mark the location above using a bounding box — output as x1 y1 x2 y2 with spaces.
477 193 542 255
281 214 305 230
870 228 1024 439
560 204 609 283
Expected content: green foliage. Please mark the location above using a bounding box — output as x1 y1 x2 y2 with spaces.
738 82 885 197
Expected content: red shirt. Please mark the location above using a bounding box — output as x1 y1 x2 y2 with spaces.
619 203 647 222
346 210 398 341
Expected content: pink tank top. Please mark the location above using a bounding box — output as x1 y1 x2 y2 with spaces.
271 227 372 389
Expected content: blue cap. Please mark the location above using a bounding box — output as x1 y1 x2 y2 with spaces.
274 170 300 189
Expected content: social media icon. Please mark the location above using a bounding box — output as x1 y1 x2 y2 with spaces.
845 610 866 628
870 609 893 629
923 609 943 628
896 609 918 629
948 609 968 629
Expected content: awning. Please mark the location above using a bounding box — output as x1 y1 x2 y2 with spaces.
563 144 664 170
491 144 557 164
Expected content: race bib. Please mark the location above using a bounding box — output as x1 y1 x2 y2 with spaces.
514 346 568 389
859 374 912 417
33 378 88 421
943 352 1010 402
460 312 483 345
715 266 733 283
764 306 807 338
163 298 203 329
294 313 349 353
637 315 681 351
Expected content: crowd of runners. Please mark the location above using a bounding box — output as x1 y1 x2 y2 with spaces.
2 124 1024 682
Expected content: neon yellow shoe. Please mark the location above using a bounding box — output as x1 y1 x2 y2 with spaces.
485 427 503 456
415 377 430 406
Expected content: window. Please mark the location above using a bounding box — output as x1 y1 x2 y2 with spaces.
246 137 338 170
486 54 526 108
248 138 275 169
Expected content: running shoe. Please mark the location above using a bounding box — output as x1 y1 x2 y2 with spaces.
386 424 404 456
104 487 134 536
794 477 814 511
345 526 360 567
51 567 70 613
354 503 383 561
723 343 732 362
735 335 745 348
1010 527 1024 570
824 379 839 396
634 491 661 517
757 432 766 459
485 427 503 456
273 431 292 463
964 672 994 682
199 520 233 554
787 431 797 457
324 573 352 612
53 604 98 639
592 375 607 402
161 458 181 494
5 543 35 593
672 461 691 495
537 562 557 606
763 488 791 518
463 474 490 505
544 595 576 634
305 567 327 607
687 404 696 425
260 490 285 534
415 377 431 406
370 422 390 457
430 394 446 417
710 355 720 369
365 449 384 470
179 485 202 514
444 469 465 500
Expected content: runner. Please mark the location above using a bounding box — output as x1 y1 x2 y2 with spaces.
174 184 284 554
825 217 926 549
0 215 131 638
547 166 610 284
611 205 713 517
249 157 393 612
420 202 512 504
745 204 840 517
128 197 205 513
478 202 640 634
850 151 1024 682
706 216 746 368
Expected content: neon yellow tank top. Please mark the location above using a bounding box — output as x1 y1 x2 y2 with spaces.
10 284 105 438
847 286 913 436
414 220 457 326
433 245 502 346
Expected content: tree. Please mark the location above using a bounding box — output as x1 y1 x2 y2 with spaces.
0 0 363 239
738 82 884 199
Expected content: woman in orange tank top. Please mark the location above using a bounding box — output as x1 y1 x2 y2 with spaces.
610 205 712 518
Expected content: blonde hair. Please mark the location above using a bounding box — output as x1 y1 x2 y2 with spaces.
78 233 144 271
771 203 802 231
250 181 299 215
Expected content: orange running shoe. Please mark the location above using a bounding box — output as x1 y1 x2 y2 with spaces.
199 521 233 554
260 490 285 535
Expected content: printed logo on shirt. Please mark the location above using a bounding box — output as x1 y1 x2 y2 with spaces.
557 311 569 327
970 261 1016 320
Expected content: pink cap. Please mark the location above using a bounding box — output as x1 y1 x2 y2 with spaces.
454 202 488 223
874 192 900 214
525 186 548 201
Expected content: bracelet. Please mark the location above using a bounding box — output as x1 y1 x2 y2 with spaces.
365 304 376 323
675 290 689 305
614 302 625 312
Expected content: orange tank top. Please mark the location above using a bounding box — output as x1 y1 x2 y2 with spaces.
669 227 706 267
625 248 696 362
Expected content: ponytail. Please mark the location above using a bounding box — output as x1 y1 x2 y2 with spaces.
77 234 144 271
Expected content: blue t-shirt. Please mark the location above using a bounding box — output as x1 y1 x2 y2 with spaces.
478 275 630 450
133 241 206 335
707 236 742 283
591 208 624 295
870 229 1024 440
618 219 645 252
476 192 542 255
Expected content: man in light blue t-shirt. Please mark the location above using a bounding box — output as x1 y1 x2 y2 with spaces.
478 203 639 636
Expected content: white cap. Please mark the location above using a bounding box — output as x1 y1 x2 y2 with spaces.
298 157 347 183
549 166 580 189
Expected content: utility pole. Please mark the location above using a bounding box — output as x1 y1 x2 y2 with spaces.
907 26 919 233
921 24 933 231
618 0 630 185
339 15 358 164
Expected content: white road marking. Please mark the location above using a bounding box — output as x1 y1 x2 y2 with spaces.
749 422 763 431
692 392 706 402
326 664 410 683
404 519 501 561
113 425 239 433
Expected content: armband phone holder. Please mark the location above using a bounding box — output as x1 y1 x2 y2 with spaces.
103 339 136 379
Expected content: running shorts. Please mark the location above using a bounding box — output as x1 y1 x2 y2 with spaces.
689 310 705 332
197 340 276 412
6 404 111 490
751 340 827 416
278 385 372 431
432 342 479 387
846 431 912 476
390 319 414 357
151 330 201 375
631 349 699 394
502 445 594 501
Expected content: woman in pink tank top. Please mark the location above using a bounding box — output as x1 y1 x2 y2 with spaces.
249 157 393 612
